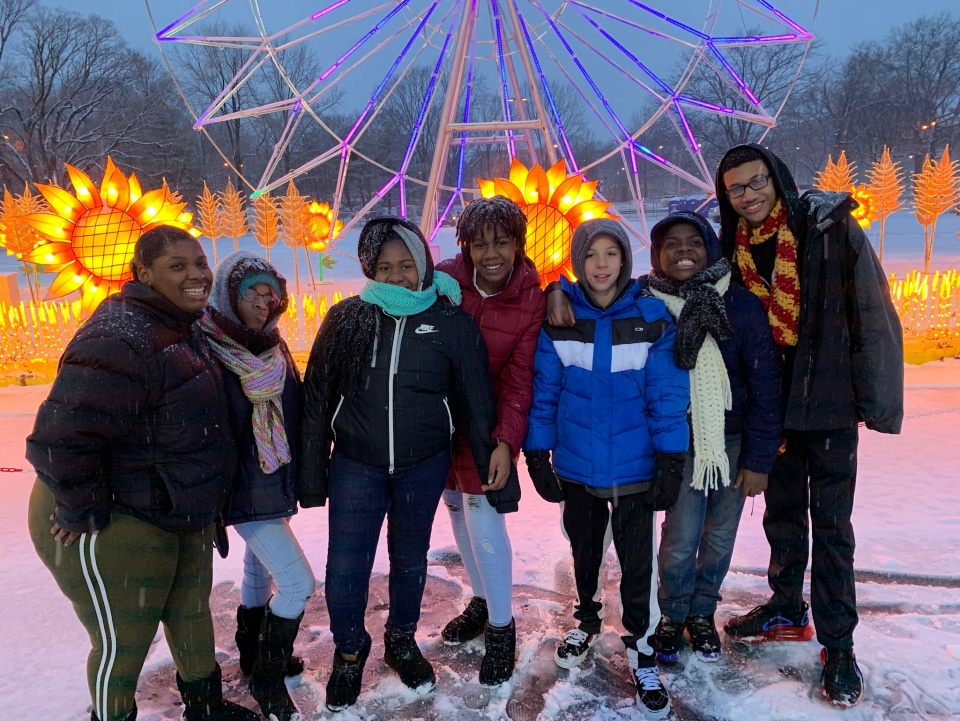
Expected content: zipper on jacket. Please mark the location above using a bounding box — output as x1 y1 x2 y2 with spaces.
387 315 406 474
330 395 345 442
442 397 455 436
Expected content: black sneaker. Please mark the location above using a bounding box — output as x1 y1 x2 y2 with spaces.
441 596 489 645
383 634 436 691
686 614 721 661
723 602 814 644
554 627 598 669
633 665 671 720
652 615 685 664
820 647 863 708
325 639 370 711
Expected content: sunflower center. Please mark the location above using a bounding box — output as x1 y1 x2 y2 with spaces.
73 207 139 281
524 203 572 282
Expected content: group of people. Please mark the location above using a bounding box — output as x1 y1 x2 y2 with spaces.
27 143 903 721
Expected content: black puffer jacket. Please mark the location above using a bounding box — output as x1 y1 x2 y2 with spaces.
26 281 235 533
715 144 903 433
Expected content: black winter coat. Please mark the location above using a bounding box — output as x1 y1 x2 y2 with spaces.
26 282 236 534
715 144 903 433
299 296 511 509
220 340 301 525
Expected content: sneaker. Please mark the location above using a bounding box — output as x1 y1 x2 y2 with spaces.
633 666 671 720
820 647 863 708
554 627 598 669
325 639 370 711
441 596 489 645
651 615 684 664
723 602 814 644
383 634 436 691
686 614 721 661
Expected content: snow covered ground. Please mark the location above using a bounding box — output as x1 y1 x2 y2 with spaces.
1 211 959 720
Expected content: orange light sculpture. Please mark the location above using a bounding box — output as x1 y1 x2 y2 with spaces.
866 146 904 262
196 181 224 263
815 151 856 192
913 145 960 274
849 184 877 229
221 178 248 254
251 192 280 262
1 186 49 302
478 158 614 285
22 157 197 316
305 201 342 283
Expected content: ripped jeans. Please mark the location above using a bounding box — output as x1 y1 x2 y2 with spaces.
443 488 513 627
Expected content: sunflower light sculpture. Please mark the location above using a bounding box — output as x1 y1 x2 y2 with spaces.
479 158 614 285
23 158 198 316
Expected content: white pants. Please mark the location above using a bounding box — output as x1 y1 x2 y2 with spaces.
443 489 514 627
233 517 315 619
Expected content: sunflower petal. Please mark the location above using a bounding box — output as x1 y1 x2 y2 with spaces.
46 265 89 299
65 164 102 210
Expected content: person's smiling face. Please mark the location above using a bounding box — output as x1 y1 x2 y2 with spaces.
137 239 213 312
374 238 419 290
658 222 707 282
469 223 517 294
723 159 777 228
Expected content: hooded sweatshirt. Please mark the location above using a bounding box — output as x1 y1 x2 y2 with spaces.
525 219 689 492
715 144 903 434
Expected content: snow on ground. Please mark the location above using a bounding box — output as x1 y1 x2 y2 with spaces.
2 360 959 720
1 212 959 719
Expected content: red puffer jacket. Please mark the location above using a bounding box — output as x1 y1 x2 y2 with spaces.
436 253 546 494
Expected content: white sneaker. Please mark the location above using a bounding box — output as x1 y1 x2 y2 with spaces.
554 627 598 669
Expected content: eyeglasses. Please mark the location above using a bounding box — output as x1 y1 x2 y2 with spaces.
240 288 280 308
726 174 771 198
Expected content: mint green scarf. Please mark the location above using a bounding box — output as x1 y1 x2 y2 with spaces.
360 271 462 315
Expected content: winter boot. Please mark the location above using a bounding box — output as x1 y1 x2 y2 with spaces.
383 633 436 691
723 601 814 644
441 596 489 645
478 619 516 686
820 647 863 708
651 615 685 664
236 605 305 676
176 663 259 721
249 609 303 721
326 638 371 711
686 614 721 661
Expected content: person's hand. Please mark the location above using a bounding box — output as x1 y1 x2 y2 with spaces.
523 450 565 503
734 468 768 499
50 513 92 547
546 286 576 327
482 441 512 492
646 453 686 510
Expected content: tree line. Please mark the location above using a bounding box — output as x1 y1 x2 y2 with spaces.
2 0 959 207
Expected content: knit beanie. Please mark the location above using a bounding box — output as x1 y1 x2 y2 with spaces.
357 215 434 290
238 271 281 305
649 211 722 276
570 218 633 306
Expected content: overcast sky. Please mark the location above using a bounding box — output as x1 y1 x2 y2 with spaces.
42 0 960 60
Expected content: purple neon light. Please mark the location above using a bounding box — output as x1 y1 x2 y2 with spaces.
713 34 800 44
311 0 351 22
512 2 577 168
340 3 437 147
490 0 518 158
399 20 452 173
579 13 672 96
672 99 698 150
317 0 412 83
676 95 737 114
757 0 812 36
156 0 210 41
626 1 708 41
707 42 761 106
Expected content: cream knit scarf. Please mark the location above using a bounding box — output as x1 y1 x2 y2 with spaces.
650 272 732 492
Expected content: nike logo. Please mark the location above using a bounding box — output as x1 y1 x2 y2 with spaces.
414 324 439 334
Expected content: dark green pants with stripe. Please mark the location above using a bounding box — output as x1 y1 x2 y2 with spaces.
28 480 218 721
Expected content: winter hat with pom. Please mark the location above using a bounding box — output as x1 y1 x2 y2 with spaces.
570 218 633 306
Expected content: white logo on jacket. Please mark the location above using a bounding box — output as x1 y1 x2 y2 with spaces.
414 324 439 334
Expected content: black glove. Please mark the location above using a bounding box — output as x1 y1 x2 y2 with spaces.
524 450 564 503
212 515 229 559
647 453 686 510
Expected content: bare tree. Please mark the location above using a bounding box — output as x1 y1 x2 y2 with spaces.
0 8 178 187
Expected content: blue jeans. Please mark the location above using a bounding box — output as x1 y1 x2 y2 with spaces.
325 450 450 655
658 435 745 620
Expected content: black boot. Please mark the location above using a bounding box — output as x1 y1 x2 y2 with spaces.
479 619 516 686
326 638 371 712
176 664 259 721
441 596 489 645
249 609 303 721
383 633 436 691
236 605 305 677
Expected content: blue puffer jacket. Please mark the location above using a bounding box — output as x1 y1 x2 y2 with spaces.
524 278 690 489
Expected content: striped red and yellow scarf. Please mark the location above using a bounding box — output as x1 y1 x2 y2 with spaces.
734 199 800 346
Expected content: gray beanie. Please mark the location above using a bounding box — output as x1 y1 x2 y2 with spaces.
570 218 633 305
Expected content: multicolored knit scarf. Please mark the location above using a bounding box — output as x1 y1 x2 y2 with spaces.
199 313 290 474
734 199 800 346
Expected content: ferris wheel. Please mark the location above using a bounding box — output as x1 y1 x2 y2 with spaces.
145 0 815 243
